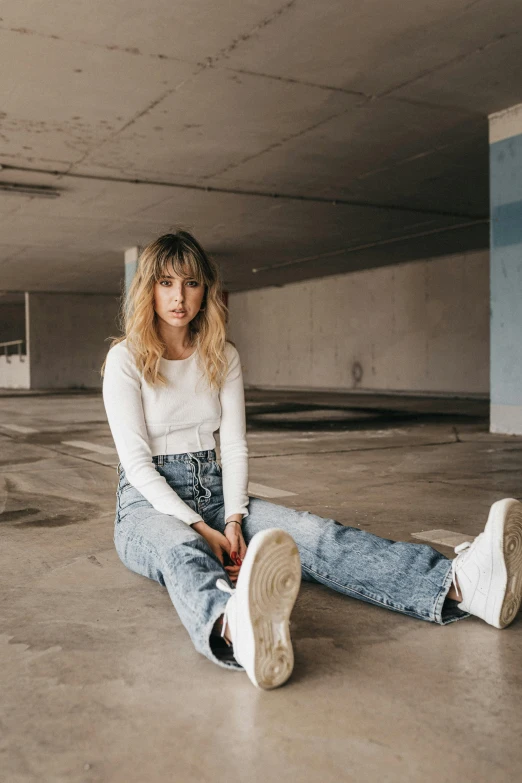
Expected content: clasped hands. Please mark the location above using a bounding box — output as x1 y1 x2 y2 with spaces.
191 514 247 584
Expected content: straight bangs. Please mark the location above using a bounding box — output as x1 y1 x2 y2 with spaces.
154 247 205 287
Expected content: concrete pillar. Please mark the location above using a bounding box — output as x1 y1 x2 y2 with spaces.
489 104 522 435
124 246 141 301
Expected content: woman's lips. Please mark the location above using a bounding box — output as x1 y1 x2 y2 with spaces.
170 310 187 318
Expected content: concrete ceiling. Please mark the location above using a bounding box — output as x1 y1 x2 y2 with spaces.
0 0 520 294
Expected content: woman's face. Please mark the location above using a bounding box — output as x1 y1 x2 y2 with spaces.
153 262 205 329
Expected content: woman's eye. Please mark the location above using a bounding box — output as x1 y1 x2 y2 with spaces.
159 279 198 287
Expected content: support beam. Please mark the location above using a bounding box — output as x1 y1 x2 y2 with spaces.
489 104 522 435
124 246 141 301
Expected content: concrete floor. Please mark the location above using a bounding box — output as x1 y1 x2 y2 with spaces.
1 390 521 782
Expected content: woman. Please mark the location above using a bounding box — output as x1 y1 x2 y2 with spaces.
101 230 522 691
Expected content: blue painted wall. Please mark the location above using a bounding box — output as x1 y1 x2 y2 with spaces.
490 134 522 410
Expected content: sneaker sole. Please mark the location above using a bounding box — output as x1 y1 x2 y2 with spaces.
238 528 301 689
496 498 522 628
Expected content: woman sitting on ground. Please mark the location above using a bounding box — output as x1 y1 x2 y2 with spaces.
101 230 522 690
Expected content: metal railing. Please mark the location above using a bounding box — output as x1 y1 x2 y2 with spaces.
0 339 26 363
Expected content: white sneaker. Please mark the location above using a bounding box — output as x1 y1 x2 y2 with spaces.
451 498 522 628
216 528 301 690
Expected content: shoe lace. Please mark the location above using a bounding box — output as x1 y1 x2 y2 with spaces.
451 535 481 600
216 578 236 641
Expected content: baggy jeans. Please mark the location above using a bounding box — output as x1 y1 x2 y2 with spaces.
113 449 469 671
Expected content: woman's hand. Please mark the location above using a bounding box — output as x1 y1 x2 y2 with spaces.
191 518 247 584
223 516 248 584
191 521 232 570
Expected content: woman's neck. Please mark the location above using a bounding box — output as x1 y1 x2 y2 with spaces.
158 324 194 359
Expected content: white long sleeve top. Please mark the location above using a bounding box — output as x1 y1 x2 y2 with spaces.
102 339 249 526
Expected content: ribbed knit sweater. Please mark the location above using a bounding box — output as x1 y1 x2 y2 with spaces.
102 339 249 525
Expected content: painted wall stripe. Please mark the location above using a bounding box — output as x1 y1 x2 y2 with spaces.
1 423 39 434
411 529 475 548
61 440 117 454
248 481 297 498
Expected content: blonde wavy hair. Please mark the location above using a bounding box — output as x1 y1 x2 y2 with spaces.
100 230 233 390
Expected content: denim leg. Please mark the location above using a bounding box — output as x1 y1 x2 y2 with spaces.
114 503 244 670
241 497 469 625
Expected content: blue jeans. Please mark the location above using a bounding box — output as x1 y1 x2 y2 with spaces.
113 449 468 670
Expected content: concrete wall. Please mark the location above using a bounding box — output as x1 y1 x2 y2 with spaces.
228 250 489 396
27 293 119 389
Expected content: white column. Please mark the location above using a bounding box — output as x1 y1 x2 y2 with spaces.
489 104 522 434
124 246 141 300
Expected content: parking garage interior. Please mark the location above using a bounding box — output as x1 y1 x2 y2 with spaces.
1 2 522 781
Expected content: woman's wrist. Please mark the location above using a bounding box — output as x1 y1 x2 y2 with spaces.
224 519 242 530
225 514 243 525
190 519 208 533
